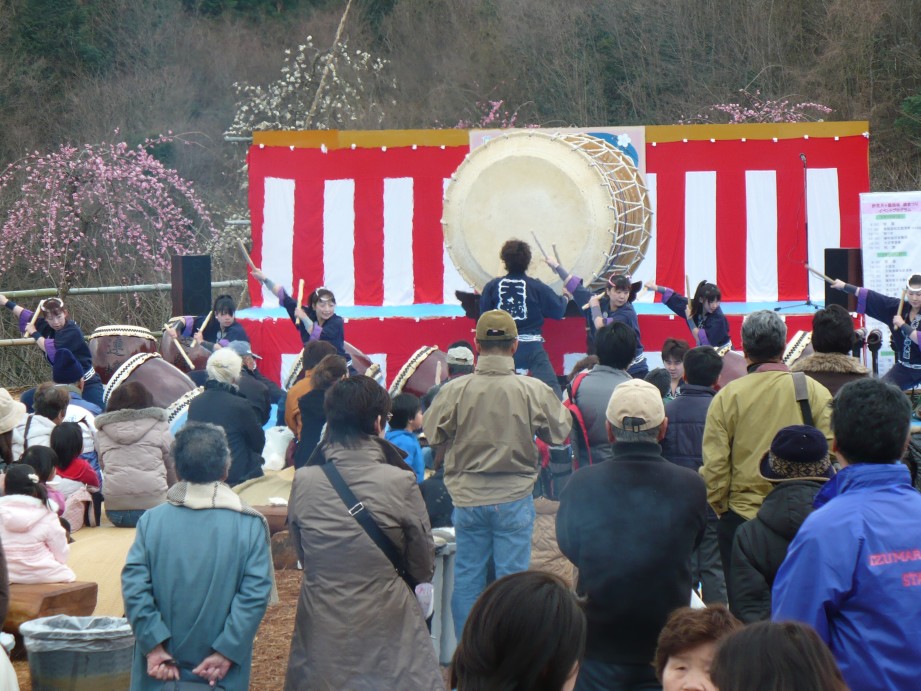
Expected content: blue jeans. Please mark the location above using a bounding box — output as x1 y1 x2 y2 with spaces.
451 495 535 639
514 341 562 399
106 509 146 528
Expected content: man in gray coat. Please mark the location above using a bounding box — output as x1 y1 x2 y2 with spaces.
570 322 636 465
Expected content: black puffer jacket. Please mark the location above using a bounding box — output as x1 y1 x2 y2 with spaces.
729 480 824 622
187 379 265 486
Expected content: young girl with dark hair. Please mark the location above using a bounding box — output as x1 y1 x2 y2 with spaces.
646 280 731 351
251 268 351 367
0 295 105 410
0 464 75 583
583 274 648 378
166 293 250 352
50 422 101 496
18 446 66 517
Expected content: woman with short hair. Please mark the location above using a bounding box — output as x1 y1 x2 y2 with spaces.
122 422 273 690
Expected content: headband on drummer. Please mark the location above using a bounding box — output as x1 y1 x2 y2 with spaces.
40 298 65 316
907 275 921 292
607 275 642 302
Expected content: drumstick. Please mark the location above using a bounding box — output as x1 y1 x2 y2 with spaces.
170 333 196 370
530 231 550 260
580 290 606 311
27 300 43 331
237 239 257 272
296 279 304 310
434 360 443 386
551 243 563 266
199 311 213 334
804 264 835 285
685 275 691 299
898 289 907 318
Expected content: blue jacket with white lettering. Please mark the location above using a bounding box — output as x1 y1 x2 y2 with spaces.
772 462 921 691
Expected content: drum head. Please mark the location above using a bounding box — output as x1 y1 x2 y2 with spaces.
443 131 652 291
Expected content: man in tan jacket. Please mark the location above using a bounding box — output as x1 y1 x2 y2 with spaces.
701 310 832 608
424 309 572 639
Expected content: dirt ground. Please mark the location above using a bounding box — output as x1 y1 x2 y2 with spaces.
12 568 452 690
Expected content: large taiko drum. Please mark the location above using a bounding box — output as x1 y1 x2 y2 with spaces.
389 347 447 398
442 131 653 292
716 331 816 389
283 342 378 390
159 334 209 373
167 386 205 435
87 325 158 384
103 352 196 408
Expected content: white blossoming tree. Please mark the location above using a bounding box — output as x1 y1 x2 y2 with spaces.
226 35 395 135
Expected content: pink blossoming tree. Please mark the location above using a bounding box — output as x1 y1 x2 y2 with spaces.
681 89 832 124
0 135 215 295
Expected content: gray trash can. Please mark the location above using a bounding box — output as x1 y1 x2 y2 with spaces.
20 615 135 691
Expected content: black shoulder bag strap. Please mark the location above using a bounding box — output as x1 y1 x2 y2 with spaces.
21 414 34 458
792 371 814 427
320 461 418 589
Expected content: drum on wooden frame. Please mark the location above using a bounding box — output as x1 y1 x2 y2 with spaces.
103 352 196 409
87 325 158 384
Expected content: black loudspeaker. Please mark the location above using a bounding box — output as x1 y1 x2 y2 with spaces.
171 255 212 316
825 248 862 311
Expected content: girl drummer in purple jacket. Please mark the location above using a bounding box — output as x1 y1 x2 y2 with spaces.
251 268 351 368
646 280 732 353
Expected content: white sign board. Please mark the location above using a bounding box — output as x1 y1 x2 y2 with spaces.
859 191 921 376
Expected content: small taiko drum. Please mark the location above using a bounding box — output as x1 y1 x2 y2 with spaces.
167 386 205 435
87 325 158 384
283 341 376 389
442 130 653 292
103 352 196 409
389 346 447 398
159 317 209 373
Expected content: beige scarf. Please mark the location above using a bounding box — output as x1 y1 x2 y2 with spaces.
167 481 279 604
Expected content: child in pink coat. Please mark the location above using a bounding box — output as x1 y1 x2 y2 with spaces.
0 464 75 583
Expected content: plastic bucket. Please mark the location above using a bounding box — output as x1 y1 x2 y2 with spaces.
20 615 135 691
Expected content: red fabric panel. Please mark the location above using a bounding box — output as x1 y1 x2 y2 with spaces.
246 148 266 307
413 176 445 303
293 178 324 295
775 160 806 301
646 144 686 297
353 177 384 305
716 169 747 301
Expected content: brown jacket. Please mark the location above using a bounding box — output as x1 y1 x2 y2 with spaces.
95 407 176 511
790 351 869 397
284 437 441 690
531 497 576 588
284 371 314 438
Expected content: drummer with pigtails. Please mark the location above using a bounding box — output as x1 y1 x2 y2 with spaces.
0 294 105 410
829 273 921 390
645 279 732 353
250 268 352 369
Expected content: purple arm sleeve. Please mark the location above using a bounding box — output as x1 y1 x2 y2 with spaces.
565 275 581 294
309 325 323 340
697 325 710 345
44 338 57 361
662 288 676 303
18 310 32 333
180 317 194 338
856 287 868 315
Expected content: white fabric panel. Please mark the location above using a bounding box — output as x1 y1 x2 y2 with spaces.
324 179 356 306
633 173 657 303
807 168 841 303
262 178 295 307
745 171 779 302
383 178 415 306
442 178 472 303
684 172 717 290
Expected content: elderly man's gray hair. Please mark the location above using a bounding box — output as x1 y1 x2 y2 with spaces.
206 347 242 385
741 310 787 362
173 422 232 483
